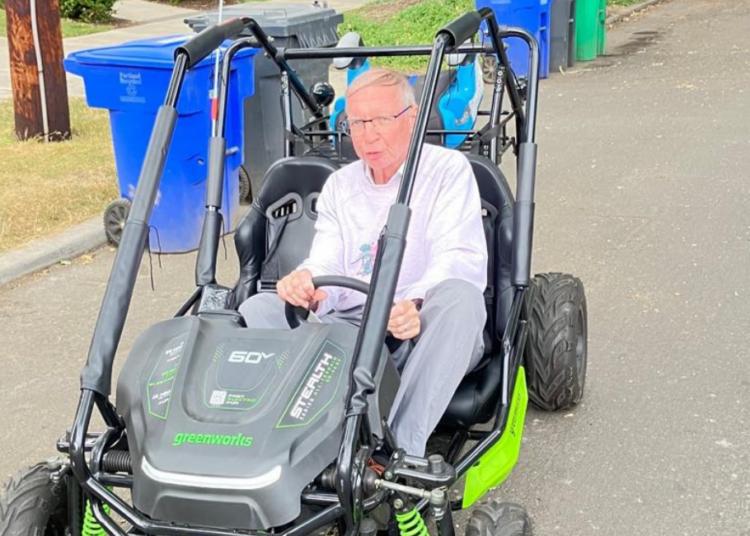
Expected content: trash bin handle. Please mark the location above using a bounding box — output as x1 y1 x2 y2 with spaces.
175 17 251 69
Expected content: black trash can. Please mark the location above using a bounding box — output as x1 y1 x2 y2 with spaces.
186 4 343 200
550 0 576 73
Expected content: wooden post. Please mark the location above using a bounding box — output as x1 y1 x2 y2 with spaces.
6 0 71 141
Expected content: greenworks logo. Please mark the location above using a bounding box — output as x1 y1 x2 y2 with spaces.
172 432 253 448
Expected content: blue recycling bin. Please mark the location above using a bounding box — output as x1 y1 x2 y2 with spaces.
477 0 552 79
64 36 257 253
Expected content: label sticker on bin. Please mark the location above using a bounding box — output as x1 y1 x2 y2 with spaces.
121 72 145 104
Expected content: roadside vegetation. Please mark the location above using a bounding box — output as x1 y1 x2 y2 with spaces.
0 99 117 252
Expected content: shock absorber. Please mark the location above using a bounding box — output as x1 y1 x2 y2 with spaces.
395 507 429 536
82 497 111 536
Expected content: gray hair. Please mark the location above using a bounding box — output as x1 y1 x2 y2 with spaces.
345 68 417 108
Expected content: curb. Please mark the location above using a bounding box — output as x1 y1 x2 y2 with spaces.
0 218 107 288
605 0 669 26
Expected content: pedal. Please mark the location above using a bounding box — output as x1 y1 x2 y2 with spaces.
387 451 455 488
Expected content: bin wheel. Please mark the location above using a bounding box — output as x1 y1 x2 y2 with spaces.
481 55 497 84
103 198 131 246
239 165 253 204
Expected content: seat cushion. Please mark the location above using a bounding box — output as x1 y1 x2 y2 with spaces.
438 350 504 429
466 155 514 344
439 156 514 430
233 157 339 306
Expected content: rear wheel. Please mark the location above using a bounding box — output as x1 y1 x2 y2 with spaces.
523 273 588 411
466 501 531 536
0 460 69 536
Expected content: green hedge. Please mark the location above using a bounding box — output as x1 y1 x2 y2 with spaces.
60 0 117 22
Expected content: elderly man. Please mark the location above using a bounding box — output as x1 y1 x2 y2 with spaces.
239 69 487 457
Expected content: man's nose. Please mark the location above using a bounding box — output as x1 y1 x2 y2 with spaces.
361 122 381 141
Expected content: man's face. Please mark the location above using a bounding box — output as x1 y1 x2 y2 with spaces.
346 84 417 177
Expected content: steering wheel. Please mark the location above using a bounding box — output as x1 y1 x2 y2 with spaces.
284 276 371 329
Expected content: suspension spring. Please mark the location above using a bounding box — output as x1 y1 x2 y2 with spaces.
396 508 429 536
82 497 111 536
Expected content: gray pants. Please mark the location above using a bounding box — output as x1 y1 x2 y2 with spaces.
238 279 486 456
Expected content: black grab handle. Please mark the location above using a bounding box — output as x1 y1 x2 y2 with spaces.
437 11 482 47
175 17 249 68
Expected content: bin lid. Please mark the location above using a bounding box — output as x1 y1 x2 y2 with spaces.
66 35 255 69
185 4 344 47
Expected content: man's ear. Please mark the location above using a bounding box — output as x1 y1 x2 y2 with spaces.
407 105 419 124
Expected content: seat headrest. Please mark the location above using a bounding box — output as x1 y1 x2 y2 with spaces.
465 154 513 213
255 157 340 212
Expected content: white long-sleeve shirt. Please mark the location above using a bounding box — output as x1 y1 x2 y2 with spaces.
298 143 488 315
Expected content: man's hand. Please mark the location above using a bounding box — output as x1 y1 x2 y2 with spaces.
277 269 328 309
388 300 421 340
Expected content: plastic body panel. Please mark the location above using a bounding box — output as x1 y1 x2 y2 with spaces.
462 366 528 508
116 315 399 529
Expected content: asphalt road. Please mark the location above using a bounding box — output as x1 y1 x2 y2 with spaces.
1 0 749 534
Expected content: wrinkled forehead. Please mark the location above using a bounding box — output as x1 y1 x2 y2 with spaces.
346 84 406 118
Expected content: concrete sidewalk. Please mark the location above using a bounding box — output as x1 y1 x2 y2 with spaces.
112 0 197 22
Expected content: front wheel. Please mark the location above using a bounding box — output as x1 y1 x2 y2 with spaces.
523 273 588 411
0 460 69 536
466 501 531 536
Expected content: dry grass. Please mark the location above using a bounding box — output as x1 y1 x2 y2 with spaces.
0 98 118 253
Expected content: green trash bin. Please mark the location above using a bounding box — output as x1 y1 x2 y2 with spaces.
575 0 606 61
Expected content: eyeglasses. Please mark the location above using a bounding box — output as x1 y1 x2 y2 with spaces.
343 106 412 135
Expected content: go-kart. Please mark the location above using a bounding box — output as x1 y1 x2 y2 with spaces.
0 8 587 536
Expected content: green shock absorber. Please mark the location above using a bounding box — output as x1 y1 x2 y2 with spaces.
82 497 111 536
396 508 429 536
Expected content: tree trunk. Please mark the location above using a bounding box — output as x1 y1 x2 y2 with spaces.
6 0 71 141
